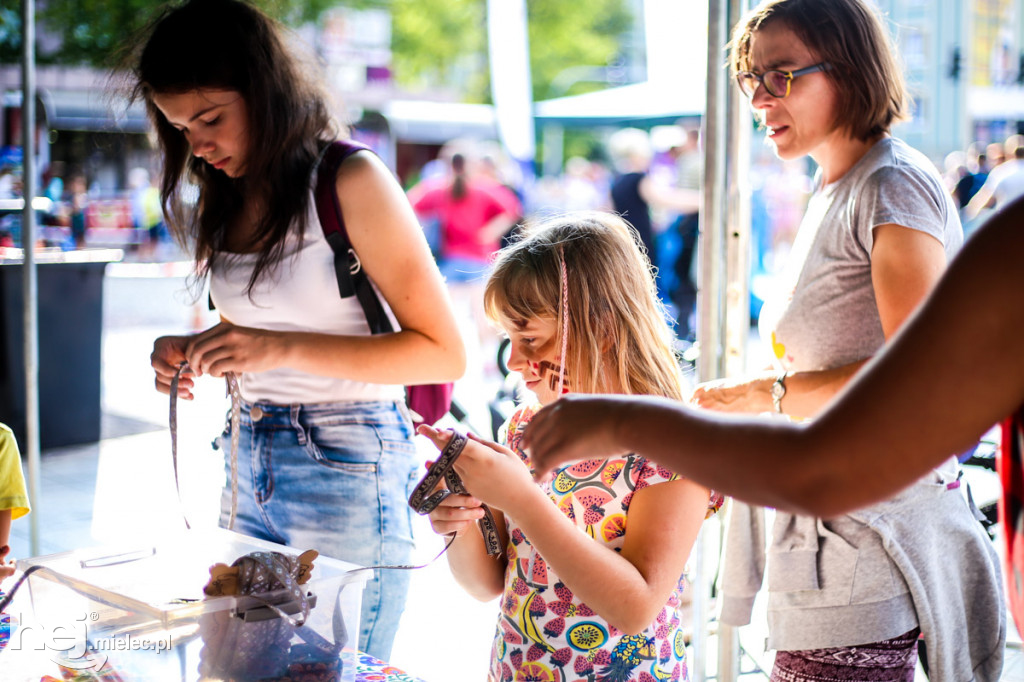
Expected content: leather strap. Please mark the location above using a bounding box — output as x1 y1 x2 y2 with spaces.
408 430 502 556
314 141 395 335
169 364 461 569
171 362 240 530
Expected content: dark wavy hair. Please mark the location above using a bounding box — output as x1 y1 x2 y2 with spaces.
129 0 337 294
729 0 909 142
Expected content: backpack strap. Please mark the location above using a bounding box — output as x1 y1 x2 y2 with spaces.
314 140 395 335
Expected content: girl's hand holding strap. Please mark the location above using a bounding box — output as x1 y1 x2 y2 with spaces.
416 425 508 601
151 334 193 399
422 477 487 540
184 321 287 379
427 420 712 633
409 429 502 556
447 433 540 515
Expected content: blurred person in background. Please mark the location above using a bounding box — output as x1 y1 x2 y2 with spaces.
129 167 166 260
608 127 700 306
747 149 813 325
986 140 1006 169
42 161 65 203
68 171 88 249
608 128 660 265
0 166 14 200
665 126 702 341
942 149 967 196
408 145 521 379
476 142 525 248
953 141 988 225
560 156 609 213
965 134 1024 228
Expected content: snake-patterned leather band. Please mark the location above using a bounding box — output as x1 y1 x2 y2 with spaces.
407 430 502 556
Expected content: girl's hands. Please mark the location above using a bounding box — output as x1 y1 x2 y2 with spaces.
185 321 287 378
416 425 535 514
151 335 192 398
152 322 288 398
419 458 488 539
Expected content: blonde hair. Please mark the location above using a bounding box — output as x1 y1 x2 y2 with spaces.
484 212 684 401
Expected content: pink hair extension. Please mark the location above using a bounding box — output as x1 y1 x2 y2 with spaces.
557 248 569 397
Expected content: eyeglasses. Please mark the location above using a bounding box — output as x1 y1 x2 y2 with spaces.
736 63 831 99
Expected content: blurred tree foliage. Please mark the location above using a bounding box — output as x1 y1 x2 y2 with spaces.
525 1 633 101
0 0 335 65
389 0 633 102
1 0 632 103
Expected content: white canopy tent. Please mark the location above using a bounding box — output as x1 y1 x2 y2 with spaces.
531 78 702 176
534 79 703 128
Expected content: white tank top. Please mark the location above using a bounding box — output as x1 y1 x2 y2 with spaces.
209 202 404 405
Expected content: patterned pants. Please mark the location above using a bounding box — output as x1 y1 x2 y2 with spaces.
771 628 921 682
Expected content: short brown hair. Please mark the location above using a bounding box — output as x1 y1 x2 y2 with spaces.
729 0 908 141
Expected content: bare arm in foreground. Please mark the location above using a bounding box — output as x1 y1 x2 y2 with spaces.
523 199 1024 517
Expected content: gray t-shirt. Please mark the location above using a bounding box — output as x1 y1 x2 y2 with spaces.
758 137 963 372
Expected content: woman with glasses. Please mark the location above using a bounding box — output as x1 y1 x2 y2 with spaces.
681 0 997 678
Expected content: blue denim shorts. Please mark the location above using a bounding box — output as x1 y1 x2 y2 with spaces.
214 398 419 662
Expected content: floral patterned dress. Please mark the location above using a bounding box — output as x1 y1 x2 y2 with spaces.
488 405 722 682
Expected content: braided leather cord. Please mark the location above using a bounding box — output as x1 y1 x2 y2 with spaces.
407 430 502 556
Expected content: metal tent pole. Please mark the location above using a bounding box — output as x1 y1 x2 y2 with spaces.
21 0 41 556
690 2 726 679
696 0 751 679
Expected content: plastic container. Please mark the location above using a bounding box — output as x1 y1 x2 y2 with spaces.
12 527 368 681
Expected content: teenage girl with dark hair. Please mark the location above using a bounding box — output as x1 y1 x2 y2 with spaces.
136 0 465 661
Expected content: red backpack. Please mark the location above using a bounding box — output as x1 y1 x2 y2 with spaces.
313 140 454 427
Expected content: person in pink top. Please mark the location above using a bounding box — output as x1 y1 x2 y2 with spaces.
409 150 522 374
409 151 521 280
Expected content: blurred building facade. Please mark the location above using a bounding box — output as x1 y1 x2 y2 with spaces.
878 0 1024 159
6 1 1024 191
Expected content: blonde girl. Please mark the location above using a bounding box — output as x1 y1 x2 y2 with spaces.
419 212 721 682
